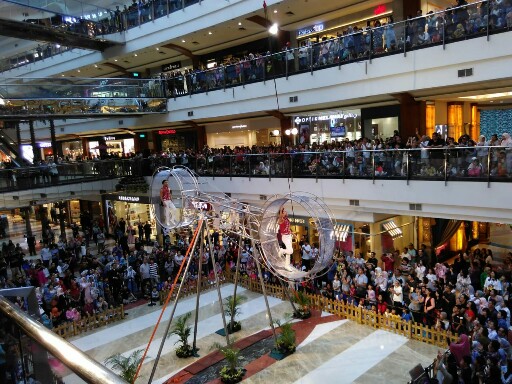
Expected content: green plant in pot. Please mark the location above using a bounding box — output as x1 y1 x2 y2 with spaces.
224 294 247 334
212 341 245 384
292 289 311 319
104 349 145 382
169 312 194 358
274 319 296 355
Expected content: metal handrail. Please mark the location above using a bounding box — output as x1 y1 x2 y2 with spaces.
0 295 127 384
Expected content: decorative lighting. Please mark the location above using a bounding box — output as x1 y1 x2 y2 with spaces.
272 129 280 136
459 91 512 100
291 127 298 135
333 224 350 242
285 129 291 135
269 23 279 35
383 220 403 240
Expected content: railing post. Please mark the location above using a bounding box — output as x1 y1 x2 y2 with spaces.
486 2 490 41
369 29 373 63
268 153 271 181
442 20 446 50
310 44 314 75
444 150 448 186
406 151 410 185
372 151 376 184
487 148 491 188
316 153 319 183
290 154 294 182
229 155 233 180
342 151 346 183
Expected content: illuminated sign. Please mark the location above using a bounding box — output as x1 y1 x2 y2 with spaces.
294 113 358 125
297 23 324 37
162 61 182 72
158 129 177 135
289 217 306 225
374 5 386 15
39 142 52 148
139 134 146 138
192 201 212 211
118 196 140 202
104 136 116 141
231 124 248 129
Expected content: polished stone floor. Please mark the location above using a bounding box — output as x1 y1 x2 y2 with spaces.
65 283 439 384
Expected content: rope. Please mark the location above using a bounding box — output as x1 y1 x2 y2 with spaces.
132 220 203 384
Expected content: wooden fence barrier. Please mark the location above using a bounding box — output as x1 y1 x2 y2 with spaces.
52 305 125 339
224 271 458 348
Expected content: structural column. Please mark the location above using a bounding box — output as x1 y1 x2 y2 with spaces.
29 120 40 163
392 92 426 138
15 121 22 161
49 119 59 161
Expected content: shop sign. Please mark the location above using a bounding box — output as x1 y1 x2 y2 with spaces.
294 113 358 125
297 23 324 37
374 5 386 15
118 196 140 202
104 136 116 141
39 142 52 148
162 61 182 72
231 124 248 129
289 217 306 225
158 129 176 135
192 201 212 211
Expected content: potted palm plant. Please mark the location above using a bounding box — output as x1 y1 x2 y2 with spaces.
212 341 245 384
275 320 296 355
169 312 194 358
104 349 144 383
224 295 247 334
292 289 311 319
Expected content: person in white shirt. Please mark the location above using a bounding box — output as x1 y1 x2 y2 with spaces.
41 246 52 268
301 241 312 271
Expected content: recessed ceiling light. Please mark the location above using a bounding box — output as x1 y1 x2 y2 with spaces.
208 31 212 35
77 69 80 72
61 74 65 77
182 39 186 43
134 53 138 57
156 47 159 51
238 22 242 26
274 9 277 13
94 64 98 68
114 59 118 62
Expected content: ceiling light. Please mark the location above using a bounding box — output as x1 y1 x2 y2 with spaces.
272 129 280 136
156 47 159 51
459 91 512 100
61 74 65 77
285 129 291 135
291 128 298 135
114 59 118 62
94 64 98 68
333 224 350 242
274 9 277 13
208 31 212 35
134 53 138 57
238 22 242 26
383 220 403 240
182 39 186 43
77 69 80 72
269 23 279 35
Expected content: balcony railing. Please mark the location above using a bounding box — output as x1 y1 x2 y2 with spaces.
161 0 510 98
0 159 137 192
153 147 512 186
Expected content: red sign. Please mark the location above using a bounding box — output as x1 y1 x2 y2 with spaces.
374 5 386 15
158 129 176 135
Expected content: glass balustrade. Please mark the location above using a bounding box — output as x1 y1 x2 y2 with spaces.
0 77 167 117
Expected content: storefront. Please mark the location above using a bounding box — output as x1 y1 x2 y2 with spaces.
102 193 156 237
155 128 199 153
360 105 400 140
61 139 84 160
291 110 361 144
89 134 135 157
205 117 281 148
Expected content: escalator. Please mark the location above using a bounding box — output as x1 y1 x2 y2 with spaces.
0 126 25 165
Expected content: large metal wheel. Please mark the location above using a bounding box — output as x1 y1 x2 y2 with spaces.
258 192 335 282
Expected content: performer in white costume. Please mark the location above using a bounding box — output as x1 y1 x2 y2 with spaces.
277 207 294 271
160 180 178 226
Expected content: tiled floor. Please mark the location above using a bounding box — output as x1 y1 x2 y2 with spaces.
65 283 439 384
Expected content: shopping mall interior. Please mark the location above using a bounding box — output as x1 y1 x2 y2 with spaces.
1 0 512 383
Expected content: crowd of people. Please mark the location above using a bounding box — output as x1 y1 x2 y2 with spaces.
146 130 512 179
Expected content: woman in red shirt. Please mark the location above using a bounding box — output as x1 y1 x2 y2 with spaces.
278 207 294 271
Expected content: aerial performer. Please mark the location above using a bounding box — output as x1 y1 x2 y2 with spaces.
277 207 294 271
160 179 178 226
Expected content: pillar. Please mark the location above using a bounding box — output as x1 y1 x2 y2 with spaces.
197 125 206 150
23 207 32 237
58 201 66 238
15 121 22 161
49 119 59 161
393 92 426 138
29 120 40 163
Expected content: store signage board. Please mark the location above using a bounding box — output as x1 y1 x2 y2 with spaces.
162 61 182 72
118 196 140 202
158 129 177 135
39 142 52 148
297 23 324 37
231 124 247 129
289 217 306 225
294 113 358 125
192 201 212 211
